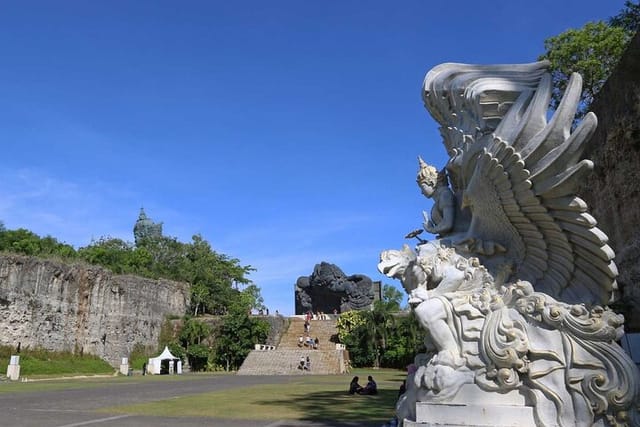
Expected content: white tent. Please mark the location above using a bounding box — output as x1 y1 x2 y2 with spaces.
147 346 182 375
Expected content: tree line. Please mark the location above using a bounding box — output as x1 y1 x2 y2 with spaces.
0 222 262 316
0 221 268 371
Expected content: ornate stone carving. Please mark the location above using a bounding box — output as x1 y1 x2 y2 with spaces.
294 262 378 314
380 62 640 427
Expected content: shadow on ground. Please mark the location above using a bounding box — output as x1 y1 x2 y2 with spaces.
257 387 398 426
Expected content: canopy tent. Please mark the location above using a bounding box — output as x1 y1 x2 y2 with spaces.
147 346 182 375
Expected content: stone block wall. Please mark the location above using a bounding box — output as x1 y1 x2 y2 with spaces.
0 254 190 365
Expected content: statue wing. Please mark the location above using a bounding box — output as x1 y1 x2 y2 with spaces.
424 63 617 305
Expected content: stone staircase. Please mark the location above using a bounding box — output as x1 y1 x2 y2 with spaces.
238 317 346 375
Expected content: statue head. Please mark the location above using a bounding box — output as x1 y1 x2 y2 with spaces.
379 244 428 295
417 156 449 198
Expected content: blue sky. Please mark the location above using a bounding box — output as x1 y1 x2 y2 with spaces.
0 0 626 315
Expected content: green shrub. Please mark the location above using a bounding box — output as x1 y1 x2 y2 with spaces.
129 343 155 370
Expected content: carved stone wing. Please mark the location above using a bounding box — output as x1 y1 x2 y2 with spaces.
423 62 617 306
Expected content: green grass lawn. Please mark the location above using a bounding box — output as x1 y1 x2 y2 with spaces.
102 369 406 423
0 346 114 376
0 368 406 424
0 372 227 394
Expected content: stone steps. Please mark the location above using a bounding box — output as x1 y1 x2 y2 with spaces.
278 317 338 350
237 317 346 375
237 348 344 375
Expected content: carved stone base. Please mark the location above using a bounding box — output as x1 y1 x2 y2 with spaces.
404 385 536 427
6 364 20 381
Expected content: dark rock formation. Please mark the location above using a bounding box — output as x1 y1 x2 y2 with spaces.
294 262 379 314
0 254 189 366
580 31 640 330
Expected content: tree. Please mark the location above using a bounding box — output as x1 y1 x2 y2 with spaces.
381 311 425 368
381 284 404 312
0 228 76 259
180 318 212 347
77 237 136 274
538 21 631 119
335 286 413 369
180 234 257 315
336 310 375 367
213 310 268 371
179 318 213 371
609 1 640 33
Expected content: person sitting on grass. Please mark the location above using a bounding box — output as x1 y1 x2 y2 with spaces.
359 375 378 395
349 376 363 394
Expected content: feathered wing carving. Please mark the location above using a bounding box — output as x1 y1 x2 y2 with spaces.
423 62 617 306
381 61 638 427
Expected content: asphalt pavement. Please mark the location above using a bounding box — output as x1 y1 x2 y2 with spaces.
0 374 379 427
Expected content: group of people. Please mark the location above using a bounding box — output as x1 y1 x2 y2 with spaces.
298 356 311 371
304 310 336 321
348 375 377 395
298 335 319 349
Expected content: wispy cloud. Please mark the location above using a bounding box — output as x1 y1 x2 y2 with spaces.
0 168 139 246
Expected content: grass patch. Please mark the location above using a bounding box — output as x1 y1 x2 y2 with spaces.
0 379 115 394
128 343 156 370
0 373 224 394
103 369 406 423
0 346 114 376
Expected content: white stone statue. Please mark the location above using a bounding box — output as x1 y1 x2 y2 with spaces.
379 61 640 427
416 157 456 236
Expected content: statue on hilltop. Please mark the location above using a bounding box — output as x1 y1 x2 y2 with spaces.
379 61 640 427
133 208 163 246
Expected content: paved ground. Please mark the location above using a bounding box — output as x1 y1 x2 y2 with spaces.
0 374 380 427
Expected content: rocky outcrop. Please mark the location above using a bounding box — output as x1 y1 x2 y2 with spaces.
580 31 640 330
294 262 380 314
0 254 190 365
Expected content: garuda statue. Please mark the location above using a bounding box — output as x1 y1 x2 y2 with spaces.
379 62 640 427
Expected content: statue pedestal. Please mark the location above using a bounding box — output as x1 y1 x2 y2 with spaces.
119 357 129 376
7 355 20 381
405 385 536 427
7 364 20 381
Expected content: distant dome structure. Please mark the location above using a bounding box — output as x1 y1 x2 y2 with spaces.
133 208 163 245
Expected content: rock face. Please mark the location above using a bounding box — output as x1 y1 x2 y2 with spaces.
580 31 640 330
0 254 190 366
294 262 379 314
